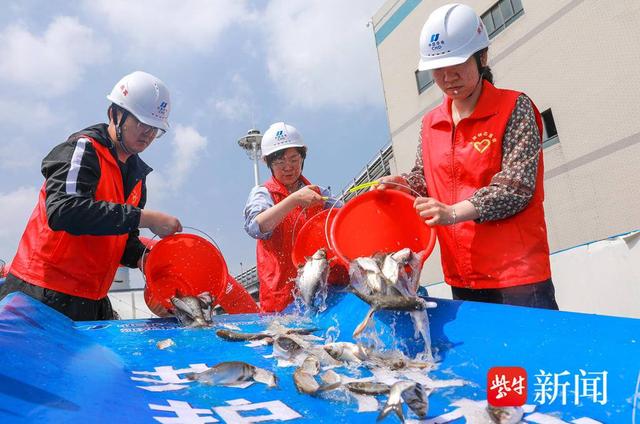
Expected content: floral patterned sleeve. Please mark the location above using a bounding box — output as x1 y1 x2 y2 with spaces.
469 94 541 222
401 126 428 197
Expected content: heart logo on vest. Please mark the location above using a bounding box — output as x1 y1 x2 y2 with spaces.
471 132 498 154
473 139 491 153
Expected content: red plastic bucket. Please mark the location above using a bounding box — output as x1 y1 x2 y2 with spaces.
143 233 258 314
291 209 348 284
330 190 437 265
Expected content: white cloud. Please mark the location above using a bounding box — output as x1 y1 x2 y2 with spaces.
169 125 208 189
85 0 251 54
0 138 40 171
262 0 386 109
0 98 59 131
211 74 253 122
0 16 108 97
0 186 39 263
146 125 208 200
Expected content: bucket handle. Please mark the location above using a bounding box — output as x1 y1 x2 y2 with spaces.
323 179 426 260
140 225 222 285
289 185 340 249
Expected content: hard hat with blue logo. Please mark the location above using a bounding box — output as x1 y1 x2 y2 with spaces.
260 122 307 159
418 3 489 71
107 71 171 133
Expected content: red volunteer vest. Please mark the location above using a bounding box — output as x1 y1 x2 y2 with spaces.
10 138 143 300
421 81 551 289
256 176 323 312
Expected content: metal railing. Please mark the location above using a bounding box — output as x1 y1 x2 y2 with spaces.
339 143 394 202
234 266 260 299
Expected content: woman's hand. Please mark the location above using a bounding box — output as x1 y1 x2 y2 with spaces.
414 197 455 226
291 185 324 208
374 175 412 193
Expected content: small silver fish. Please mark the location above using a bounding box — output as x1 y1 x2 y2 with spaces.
378 381 414 423
299 355 321 375
352 291 433 339
293 367 320 394
273 334 304 359
353 291 432 311
487 405 524 424
318 369 341 391
323 342 369 363
170 292 212 328
345 381 390 396
296 249 329 306
381 248 415 296
368 350 434 371
293 356 321 394
401 382 428 419
187 361 277 388
186 361 255 386
156 338 175 350
253 366 278 388
216 329 272 342
377 381 428 423
216 324 317 342
351 257 385 294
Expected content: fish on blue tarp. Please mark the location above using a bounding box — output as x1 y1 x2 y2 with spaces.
186 361 277 388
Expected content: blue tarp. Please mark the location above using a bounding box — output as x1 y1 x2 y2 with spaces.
1 290 639 423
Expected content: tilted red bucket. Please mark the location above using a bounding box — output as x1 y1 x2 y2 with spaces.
143 234 258 314
291 209 348 284
330 190 437 265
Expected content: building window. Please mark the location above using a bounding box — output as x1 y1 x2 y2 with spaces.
415 69 434 94
481 0 524 39
541 108 559 148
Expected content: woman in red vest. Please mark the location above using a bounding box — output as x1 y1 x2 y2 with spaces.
244 122 339 312
379 3 558 309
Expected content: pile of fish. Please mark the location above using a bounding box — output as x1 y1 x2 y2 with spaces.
161 245 521 423
170 291 214 328
211 321 434 422
348 248 437 358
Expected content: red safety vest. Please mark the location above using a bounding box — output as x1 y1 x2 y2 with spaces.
256 176 323 312
421 80 551 289
10 139 142 300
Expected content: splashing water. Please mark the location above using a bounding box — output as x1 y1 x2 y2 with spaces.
324 316 341 343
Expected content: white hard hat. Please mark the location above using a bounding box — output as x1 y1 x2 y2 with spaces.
107 71 171 131
260 122 306 159
418 3 489 71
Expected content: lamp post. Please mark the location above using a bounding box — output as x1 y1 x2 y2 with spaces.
237 129 263 187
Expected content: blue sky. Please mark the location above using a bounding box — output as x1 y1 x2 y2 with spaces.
0 0 390 279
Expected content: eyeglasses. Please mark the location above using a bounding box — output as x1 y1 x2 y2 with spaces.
272 155 302 168
130 115 166 139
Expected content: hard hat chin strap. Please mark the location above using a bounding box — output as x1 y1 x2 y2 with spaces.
111 105 135 156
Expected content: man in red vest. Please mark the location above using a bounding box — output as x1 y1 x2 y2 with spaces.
379 4 558 309
0 71 183 320
244 122 340 312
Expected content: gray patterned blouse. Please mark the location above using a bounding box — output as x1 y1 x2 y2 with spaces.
402 94 542 223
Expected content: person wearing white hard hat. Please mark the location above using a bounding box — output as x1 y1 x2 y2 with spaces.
0 71 183 321
244 122 341 312
378 3 558 309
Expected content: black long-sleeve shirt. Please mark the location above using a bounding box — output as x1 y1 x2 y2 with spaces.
42 124 151 267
